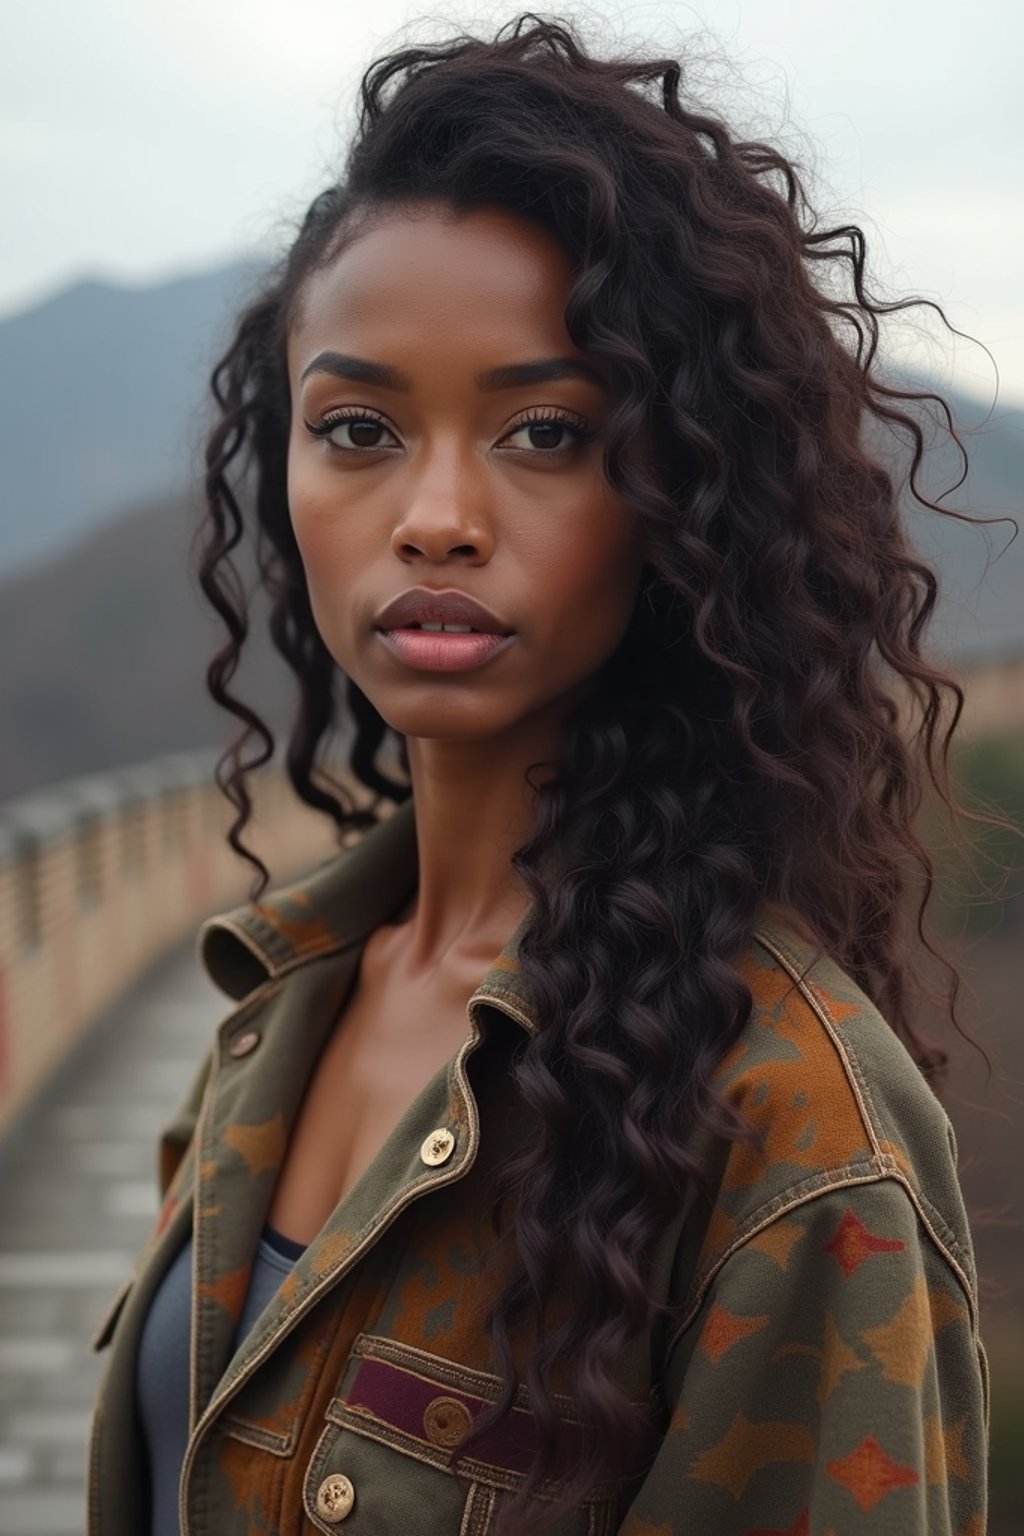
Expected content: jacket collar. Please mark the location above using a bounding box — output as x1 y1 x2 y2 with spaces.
197 796 537 1034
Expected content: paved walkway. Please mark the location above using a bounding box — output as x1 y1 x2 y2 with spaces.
0 942 224 1535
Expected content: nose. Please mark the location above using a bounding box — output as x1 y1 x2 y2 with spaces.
390 447 495 564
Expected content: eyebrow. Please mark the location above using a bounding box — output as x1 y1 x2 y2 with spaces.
299 350 607 392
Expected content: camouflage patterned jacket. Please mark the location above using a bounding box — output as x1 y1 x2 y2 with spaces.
87 798 989 1535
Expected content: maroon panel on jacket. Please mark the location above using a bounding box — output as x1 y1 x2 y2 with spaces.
346 1354 586 1478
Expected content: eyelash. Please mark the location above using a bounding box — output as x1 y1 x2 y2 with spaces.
302 405 597 457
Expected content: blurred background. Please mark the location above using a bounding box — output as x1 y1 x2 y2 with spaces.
0 1 1021 1531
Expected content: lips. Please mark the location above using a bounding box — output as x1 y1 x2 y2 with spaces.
373 587 513 635
376 627 515 672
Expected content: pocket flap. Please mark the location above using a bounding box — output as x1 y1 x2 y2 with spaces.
333 1334 596 1491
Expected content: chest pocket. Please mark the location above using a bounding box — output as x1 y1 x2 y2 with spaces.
302 1333 617 1536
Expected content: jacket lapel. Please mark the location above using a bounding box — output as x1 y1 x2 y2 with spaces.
204 996 485 1421
188 948 360 1428
188 794 540 1431
193 923 538 1436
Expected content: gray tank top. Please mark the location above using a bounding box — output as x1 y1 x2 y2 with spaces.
135 1223 307 1536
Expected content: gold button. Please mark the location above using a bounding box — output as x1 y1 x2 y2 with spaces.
420 1127 456 1167
423 1394 473 1448
315 1473 355 1522
228 1028 260 1059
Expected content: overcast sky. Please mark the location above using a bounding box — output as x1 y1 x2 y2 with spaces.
3 0 1020 405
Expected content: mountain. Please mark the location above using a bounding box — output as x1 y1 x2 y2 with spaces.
0 260 1021 802
0 490 298 800
0 258 268 577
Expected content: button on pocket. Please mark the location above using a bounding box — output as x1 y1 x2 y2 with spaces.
423 1395 473 1449
315 1472 355 1522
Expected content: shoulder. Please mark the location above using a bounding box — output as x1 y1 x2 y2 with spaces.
687 911 975 1311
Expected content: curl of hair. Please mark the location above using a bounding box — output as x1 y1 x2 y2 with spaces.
195 14 1015 1531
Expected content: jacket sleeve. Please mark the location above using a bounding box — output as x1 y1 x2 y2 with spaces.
618 1177 989 1535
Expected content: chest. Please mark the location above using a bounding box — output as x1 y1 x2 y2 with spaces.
266 944 480 1242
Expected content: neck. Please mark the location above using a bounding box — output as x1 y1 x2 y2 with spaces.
395 707 566 972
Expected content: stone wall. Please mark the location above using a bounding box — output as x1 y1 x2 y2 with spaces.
0 754 342 1135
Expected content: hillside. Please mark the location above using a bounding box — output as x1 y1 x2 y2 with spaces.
0 492 295 800
0 258 267 577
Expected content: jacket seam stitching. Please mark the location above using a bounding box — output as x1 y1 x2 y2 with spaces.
352 1333 583 1416
470 990 535 1036
664 1167 982 1367
220 1415 294 1455
180 1020 229 1536
201 913 355 987
326 1402 619 1501
750 928 978 1304
976 1332 992 1435
459 1483 494 1536
750 927 887 1163
303 1418 353 1535
676 1161 890 1345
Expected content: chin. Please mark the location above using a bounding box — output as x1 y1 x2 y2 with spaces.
365 689 522 741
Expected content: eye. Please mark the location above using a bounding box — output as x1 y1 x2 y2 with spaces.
303 409 400 451
302 405 597 457
500 408 595 455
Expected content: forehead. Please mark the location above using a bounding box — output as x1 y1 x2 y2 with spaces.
288 203 579 371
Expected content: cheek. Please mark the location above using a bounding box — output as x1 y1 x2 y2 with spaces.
542 499 645 656
287 458 363 594
285 461 368 665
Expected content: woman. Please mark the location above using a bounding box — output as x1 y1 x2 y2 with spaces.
88 15 992 1536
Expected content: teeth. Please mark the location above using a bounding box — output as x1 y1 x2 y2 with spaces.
418 622 475 633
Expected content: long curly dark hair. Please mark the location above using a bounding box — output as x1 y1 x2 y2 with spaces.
197 13 1012 1531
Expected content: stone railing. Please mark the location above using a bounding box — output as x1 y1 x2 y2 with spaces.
0 753 344 1136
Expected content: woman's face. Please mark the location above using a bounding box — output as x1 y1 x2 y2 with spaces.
286 201 648 747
